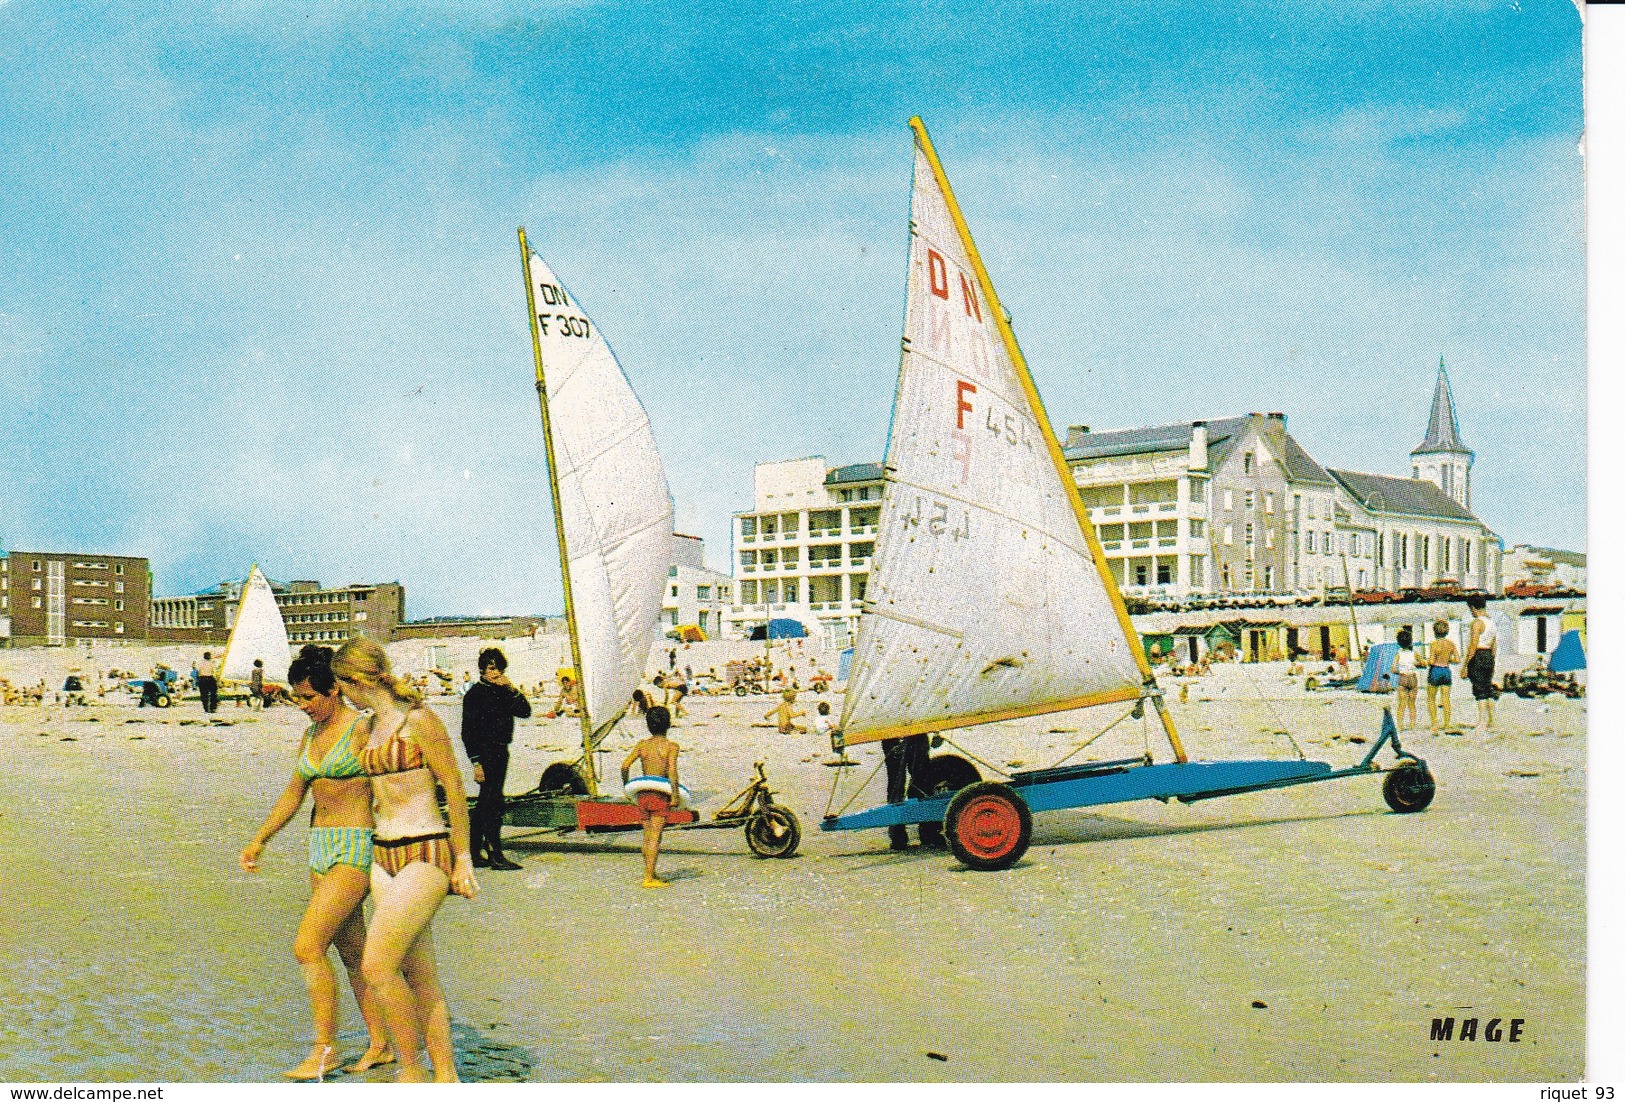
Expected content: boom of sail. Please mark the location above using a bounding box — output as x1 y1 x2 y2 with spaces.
520 234 674 752
837 120 1160 748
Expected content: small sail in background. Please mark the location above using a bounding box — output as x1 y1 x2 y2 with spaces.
220 564 291 682
838 122 1146 746
524 246 674 745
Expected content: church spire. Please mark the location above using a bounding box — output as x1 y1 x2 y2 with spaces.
1411 356 1470 456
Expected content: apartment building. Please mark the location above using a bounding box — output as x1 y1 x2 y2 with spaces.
728 457 881 642
662 533 734 639
0 550 151 646
151 577 405 645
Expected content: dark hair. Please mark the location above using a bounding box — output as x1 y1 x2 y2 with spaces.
1465 594 1487 612
817 701 830 714
479 647 507 672
1397 627 1413 649
287 644 336 694
645 705 671 735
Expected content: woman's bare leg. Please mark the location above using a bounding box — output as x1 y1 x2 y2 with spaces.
331 889 393 1072
397 925 457 1081
285 866 370 1079
363 863 449 1082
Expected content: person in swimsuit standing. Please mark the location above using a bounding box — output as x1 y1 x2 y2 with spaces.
620 705 680 888
240 644 392 1080
334 636 478 1083
1425 619 1459 732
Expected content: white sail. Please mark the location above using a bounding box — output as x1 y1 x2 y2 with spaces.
526 247 673 742
838 123 1147 746
219 565 291 683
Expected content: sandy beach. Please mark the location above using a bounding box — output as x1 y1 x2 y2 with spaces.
0 638 1584 1082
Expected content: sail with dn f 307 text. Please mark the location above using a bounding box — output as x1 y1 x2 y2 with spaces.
525 247 674 746
837 122 1146 747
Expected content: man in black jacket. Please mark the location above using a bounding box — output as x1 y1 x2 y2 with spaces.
461 647 531 870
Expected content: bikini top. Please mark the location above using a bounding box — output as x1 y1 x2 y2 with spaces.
360 708 448 840
297 717 367 782
360 708 429 776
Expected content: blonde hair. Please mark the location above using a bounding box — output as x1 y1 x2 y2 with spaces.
333 635 423 705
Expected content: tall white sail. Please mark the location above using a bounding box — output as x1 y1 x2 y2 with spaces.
525 245 673 744
838 121 1148 746
219 564 291 683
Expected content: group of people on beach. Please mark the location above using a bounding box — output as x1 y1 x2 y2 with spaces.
1389 594 1500 732
241 638 478 1083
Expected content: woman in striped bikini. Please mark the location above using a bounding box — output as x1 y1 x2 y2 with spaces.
334 636 478 1083
240 644 392 1080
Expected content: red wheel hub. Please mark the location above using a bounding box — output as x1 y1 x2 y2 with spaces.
956 794 1021 859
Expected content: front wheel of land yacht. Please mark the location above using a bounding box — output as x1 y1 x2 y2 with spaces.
745 807 801 858
945 782 1032 871
1382 762 1436 813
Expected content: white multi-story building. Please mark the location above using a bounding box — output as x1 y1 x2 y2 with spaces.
1501 544 1586 591
727 457 881 643
661 533 735 640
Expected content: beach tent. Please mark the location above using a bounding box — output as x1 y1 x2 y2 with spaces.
1356 642 1399 693
749 618 808 641
1549 630 1586 674
666 624 707 642
1140 633 1174 661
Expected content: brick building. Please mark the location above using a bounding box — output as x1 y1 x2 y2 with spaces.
0 550 151 646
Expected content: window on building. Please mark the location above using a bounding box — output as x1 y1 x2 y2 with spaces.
783 580 799 603
1188 519 1205 540
741 580 758 604
1264 492 1274 514
850 575 868 601
1264 566 1275 590
1442 539 1451 572
1243 452 1254 474
1305 499 1315 520
1221 564 1231 589
1189 556 1204 587
1244 523 1254 546
1223 489 1234 511
670 585 679 598
1304 531 1315 554
1223 524 1233 546
1133 563 1149 586
698 611 709 633
1265 529 1274 550
1464 541 1472 571
32 597 42 609
1244 490 1254 511
1420 535 1430 572
1156 561 1172 585
697 585 711 600
1188 479 1206 505
32 578 41 591
668 566 677 577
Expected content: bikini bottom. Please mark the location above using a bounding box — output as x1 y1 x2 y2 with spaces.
309 827 373 874
371 832 454 879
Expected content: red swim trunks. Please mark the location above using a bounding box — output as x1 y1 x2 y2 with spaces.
636 790 672 818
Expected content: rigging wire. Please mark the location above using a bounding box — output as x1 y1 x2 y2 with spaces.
1232 655 1307 761
933 734 1010 779
825 751 887 820
1042 704 1141 771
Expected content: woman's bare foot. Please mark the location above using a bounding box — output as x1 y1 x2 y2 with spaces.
348 1042 395 1073
395 1061 434 1083
284 1043 340 1080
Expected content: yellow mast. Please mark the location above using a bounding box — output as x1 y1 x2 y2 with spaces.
907 118 1187 762
518 226 601 794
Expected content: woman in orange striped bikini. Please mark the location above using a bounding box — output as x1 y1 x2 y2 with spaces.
240 644 392 1080
333 636 478 1083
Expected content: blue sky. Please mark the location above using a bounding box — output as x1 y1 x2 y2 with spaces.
0 0 1586 617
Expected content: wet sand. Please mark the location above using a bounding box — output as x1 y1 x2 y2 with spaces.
0 646 1585 1081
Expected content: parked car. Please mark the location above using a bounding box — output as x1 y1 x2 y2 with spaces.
1352 588 1399 604
1504 580 1558 599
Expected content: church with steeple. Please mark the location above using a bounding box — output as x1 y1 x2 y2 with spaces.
1061 356 1503 600
1410 357 1474 511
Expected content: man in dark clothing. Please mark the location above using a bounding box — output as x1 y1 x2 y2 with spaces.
882 733 946 851
461 647 531 870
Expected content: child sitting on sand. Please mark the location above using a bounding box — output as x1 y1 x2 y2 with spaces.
765 689 806 734
620 705 681 888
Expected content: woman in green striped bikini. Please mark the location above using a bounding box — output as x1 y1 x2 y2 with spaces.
240 644 392 1080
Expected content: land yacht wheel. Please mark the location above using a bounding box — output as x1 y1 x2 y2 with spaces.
1383 762 1436 813
945 782 1032 871
745 807 801 858
539 762 589 796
